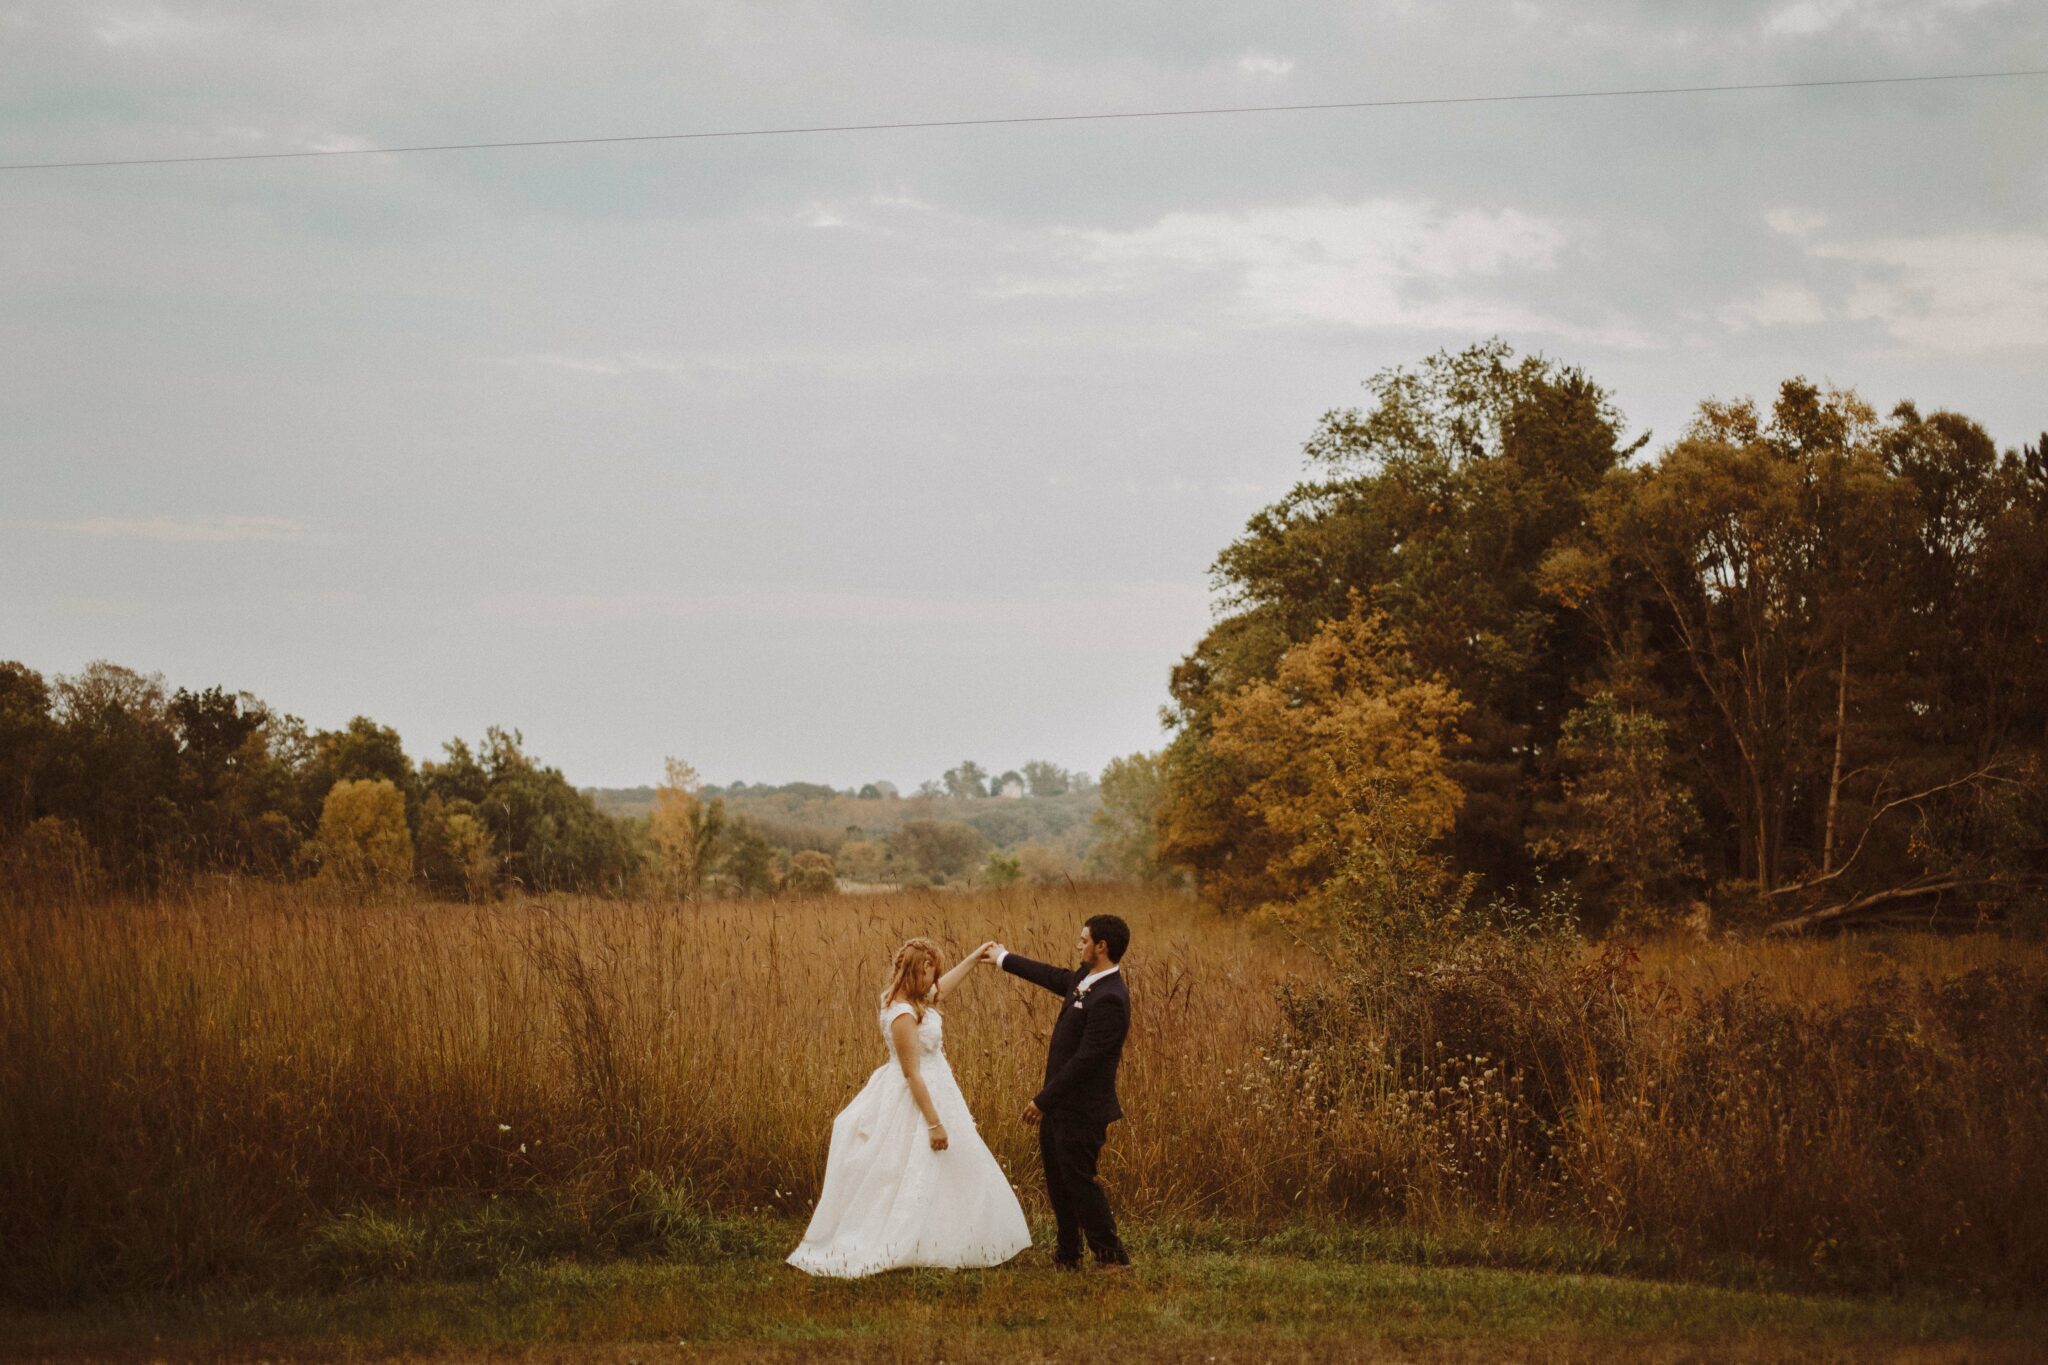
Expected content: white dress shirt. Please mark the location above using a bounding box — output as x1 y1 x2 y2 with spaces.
1075 964 1120 993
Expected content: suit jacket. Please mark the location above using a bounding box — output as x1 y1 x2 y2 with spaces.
1002 952 1129 1123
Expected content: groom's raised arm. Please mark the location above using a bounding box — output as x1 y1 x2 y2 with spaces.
998 949 1080 998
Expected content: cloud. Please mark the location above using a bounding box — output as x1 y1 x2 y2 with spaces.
1765 207 1829 237
92 5 216 46
302 132 378 154
1235 52 1295 77
1813 232 2048 350
1736 221 2048 350
1051 196 1570 334
1765 0 1864 35
795 193 937 233
489 344 936 382
1763 0 2007 38
498 352 627 376
53 515 314 542
1715 284 1829 331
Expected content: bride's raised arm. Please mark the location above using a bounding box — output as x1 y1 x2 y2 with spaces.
934 941 994 1002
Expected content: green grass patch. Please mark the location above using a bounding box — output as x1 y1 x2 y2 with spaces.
4 1232 2043 1362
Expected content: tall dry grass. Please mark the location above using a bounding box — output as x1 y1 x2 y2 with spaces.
1 882 2042 1303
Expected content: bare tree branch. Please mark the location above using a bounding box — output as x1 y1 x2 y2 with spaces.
1767 762 2009 898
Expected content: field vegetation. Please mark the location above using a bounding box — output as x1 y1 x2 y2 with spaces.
3 884 2041 1315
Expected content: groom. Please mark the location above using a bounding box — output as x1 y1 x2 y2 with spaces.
983 915 1133 1271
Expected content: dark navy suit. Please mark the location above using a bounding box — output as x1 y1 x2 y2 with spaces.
1001 951 1131 1266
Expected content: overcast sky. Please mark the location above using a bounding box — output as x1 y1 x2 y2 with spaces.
4 2 2044 790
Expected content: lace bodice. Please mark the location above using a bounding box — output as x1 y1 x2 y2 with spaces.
880 999 944 1059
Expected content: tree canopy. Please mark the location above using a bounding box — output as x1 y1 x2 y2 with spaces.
1158 342 2048 931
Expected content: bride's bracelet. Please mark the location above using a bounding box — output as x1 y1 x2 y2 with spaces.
927 1122 944 1131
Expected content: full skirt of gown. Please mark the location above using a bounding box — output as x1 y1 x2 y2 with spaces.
787 1003 1031 1277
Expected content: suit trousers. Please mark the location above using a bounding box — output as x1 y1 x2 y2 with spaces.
1037 1109 1128 1265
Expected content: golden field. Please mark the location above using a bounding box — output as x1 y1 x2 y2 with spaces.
1 883 2043 1304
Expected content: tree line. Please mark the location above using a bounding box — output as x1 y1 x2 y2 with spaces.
0 662 1156 902
1145 340 2047 932
0 663 641 901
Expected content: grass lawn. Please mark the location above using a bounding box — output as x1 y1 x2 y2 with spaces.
5 1245 2043 1363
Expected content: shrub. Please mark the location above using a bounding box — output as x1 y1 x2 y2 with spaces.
784 850 838 896
0 817 102 906
305 778 413 890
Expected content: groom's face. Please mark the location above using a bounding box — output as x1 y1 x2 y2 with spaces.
1076 924 1100 969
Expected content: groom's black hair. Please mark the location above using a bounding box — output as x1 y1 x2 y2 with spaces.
1084 913 1130 963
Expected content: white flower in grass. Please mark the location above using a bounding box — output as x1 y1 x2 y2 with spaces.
520 1143 527 1154
497 1123 512 1132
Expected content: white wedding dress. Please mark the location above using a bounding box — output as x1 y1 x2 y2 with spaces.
787 999 1032 1277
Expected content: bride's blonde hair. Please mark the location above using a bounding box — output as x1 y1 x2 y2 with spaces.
881 937 944 1021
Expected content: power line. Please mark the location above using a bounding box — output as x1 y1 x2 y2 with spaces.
4 67 2044 173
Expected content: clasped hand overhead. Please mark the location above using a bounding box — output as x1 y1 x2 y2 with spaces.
965 942 1035 1123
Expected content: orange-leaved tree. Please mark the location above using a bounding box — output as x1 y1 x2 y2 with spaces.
1187 593 1467 922
649 757 724 900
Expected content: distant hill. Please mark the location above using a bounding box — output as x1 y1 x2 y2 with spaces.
581 781 1102 861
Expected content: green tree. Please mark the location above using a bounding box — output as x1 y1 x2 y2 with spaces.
1021 760 1070 797
309 777 414 890
1558 384 1891 891
1166 341 1634 895
421 737 489 806
44 661 183 891
1018 841 1081 884
301 716 416 825
52 660 169 725
648 757 725 900
785 849 839 895
1529 693 1702 929
1545 386 2048 917
712 817 781 897
942 761 989 799
1086 751 1170 883
836 839 892 883
417 793 496 900
889 819 987 881
168 686 287 870
0 663 57 838
1187 598 1466 915
439 727 637 894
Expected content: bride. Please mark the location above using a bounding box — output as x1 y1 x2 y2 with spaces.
787 937 1031 1276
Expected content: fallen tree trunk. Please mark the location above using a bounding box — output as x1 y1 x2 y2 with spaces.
1763 877 2016 936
